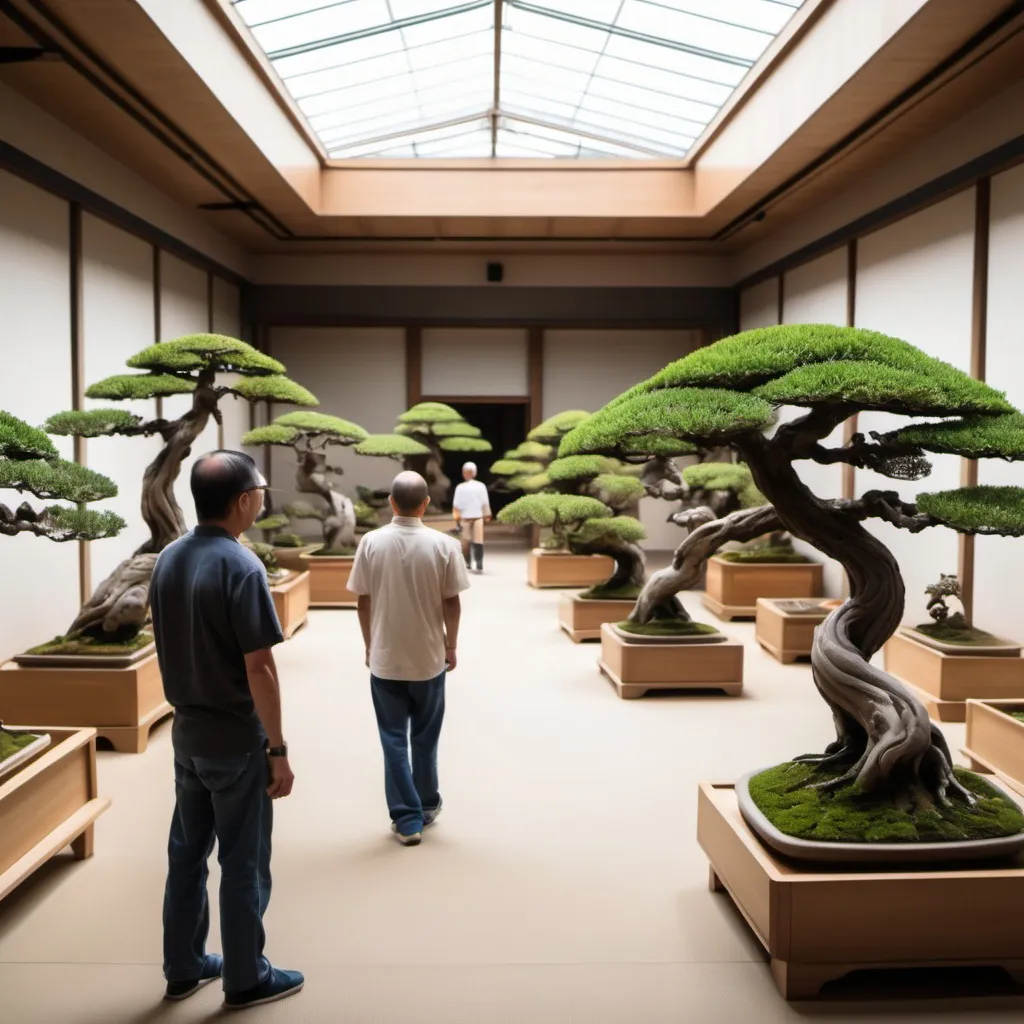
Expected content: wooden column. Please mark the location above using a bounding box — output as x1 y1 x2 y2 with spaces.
406 326 422 407
528 326 543 427
69 203 90 605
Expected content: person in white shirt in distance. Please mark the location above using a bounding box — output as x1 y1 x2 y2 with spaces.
451 462 491 574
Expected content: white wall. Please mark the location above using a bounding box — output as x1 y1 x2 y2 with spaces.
266 328 407 538
974 164 1024 642
738 278 778 330
0 172 80 659
422 328 528 397
854 191 975 626
212 278 252 453
81 215 162 590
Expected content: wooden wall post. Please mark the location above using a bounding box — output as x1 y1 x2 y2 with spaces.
528 326 544 427
69 202 90 605
406 326 422 407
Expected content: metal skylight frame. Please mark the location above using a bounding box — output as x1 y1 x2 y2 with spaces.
231 0 807 160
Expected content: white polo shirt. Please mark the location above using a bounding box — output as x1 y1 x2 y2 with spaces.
348 517 471 681
453 479 491 519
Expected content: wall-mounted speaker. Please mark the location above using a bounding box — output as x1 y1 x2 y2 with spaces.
486 261 504 283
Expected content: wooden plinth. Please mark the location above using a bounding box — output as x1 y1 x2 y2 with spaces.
527 549 614 589
272 544 320 572
0 728 110 902
698 781 1024 999
755 598 829 664
598 623 742 699
963 699 1024 796
300 553 358 608
558 595 635 643
704 557 824 621
270 571 310 639
884 630 1024 723
0 654 171 753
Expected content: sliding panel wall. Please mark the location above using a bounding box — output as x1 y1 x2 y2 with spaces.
974 164 1024 643
738 278 779 330
421 328 528 397
212 277 250 451
0 172 78 661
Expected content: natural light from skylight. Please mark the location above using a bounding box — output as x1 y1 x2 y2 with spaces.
232 0 807 159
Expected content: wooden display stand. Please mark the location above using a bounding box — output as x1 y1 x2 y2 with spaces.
0 654 171 753
597 623 743 699
884 630 1024 723
270 571 310 639
755 598 830 664
698 780 1024 999
527 549 614 589
272 543 320 572
558 594 635 643
703 557 823 620
0 728 110 902
300 552 358 608
963 699 1024 796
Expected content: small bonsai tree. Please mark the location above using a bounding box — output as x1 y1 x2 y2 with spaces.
45 335 316 643
561 323 1024 835
393 403 492 508
251 511 304 551
242 411 368 555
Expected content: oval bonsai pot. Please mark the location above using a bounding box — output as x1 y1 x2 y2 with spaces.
610 623 727 645
900 625 1022 658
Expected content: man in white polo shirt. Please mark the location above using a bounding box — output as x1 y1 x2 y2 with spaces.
452 461 492 574
348 471 470 846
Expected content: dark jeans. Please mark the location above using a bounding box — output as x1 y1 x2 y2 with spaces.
163 749 272 994
370 671 446 835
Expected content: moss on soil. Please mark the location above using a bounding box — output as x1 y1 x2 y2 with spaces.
578 582 644 601
748 761 1024 844
617 619 721 637
1011 713 1024 725
0 730 39 763
311 546 356 557
913 621 1008 647
718 546 810 564
26 632 154 657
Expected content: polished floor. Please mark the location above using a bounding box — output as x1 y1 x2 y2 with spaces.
1 548 1022 1023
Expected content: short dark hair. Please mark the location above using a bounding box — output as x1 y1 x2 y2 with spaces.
391 471 429 514
191 450 263 522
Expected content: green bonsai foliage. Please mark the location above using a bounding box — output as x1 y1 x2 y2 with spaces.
561 323 1024 819
682 462 764 510
44 334 316 642
249 541 284 578
528 410 591 445
0 411 125 543
489 413 592 496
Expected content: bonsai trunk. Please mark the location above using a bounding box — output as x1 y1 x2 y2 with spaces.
738 435 971 806
404 441 450 510
641 456 685 501
296 450 356 551
575 537 646 592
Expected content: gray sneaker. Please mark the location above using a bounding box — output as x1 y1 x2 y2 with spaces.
392 824 422 846
423 801 443 828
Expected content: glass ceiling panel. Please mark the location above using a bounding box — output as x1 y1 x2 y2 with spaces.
233 0 806 158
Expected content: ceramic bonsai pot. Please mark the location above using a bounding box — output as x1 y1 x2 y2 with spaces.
527 548 615 589
269 570 311 638
558 594 637 643
300 551 358 607
272 543 321 572
703 556 824 620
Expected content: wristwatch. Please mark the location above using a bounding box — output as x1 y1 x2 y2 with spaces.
267 743 288 758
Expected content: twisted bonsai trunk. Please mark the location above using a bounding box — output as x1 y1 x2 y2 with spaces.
404 440 451 510
574 536 646 592
641 456 685 501
296 449 356 551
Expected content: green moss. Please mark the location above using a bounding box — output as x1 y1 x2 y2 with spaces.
86 373 195 401
497 493 610 527
617 619 721 637
1012 713 1024 725
914 621 1007 646
127 335 285 374
579 582 644 600
44 408 142 438
893 413 1024 460
0 458 117 503
748 761 1024 843
591 473 645 504
274 411 367 442
439 436 492 453
0 729 40 763
718 546 809 564
574 514 645 545
355 433 431 458
311 546 356 557
399 402 463 425
0 411 58 460
916 485 1024 535
528 410 591 444
230 376 318 406
27 632 153 657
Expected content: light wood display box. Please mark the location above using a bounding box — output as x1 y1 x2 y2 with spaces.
598 623 743 699
698 780 1024 999
703 557 823 621
884 630 1024 723
558 595 635 643
755 598 829 664
527 549 614 589
963 699 1024 796
0 728 110 903
270 571 310 639
300 553 358 608
272 544 321 572
0 654 171 753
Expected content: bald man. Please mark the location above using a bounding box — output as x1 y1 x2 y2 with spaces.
452 461 491 573
349 471 471 845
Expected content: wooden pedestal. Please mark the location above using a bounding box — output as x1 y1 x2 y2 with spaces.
755 598 828 664
703 557 823 620
558 595 635 643
527 549 614 589
300 553 358 608
270 571 310 639
0 655 171 753
598 623 743 699
272 544 321 572
963 699 1024 796
0 728 110 902
884 630 1024 723
698 781 1024 999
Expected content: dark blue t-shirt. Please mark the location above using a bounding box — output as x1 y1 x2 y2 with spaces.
150 525 283 757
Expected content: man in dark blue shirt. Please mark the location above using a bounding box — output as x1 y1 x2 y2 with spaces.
150 450 303 1011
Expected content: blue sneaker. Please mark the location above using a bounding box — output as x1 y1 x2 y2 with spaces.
164 953 223 1001
224 967 305 1010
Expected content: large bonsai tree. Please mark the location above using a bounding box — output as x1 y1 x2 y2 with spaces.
393 403 492 508
561 323 1024 808
45 335 316 641
242 411 368 554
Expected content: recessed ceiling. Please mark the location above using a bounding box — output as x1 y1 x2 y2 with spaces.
233 0 806 159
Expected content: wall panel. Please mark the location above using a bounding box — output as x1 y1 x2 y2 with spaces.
0 172 78 659
212 277 251 453
738 278 778 330
421 328 528 397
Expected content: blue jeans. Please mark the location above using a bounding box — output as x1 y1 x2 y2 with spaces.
370 671 446 835
163 750 272 994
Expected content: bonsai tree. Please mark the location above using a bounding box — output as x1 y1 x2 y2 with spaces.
353 432 433 512
393 403 492 508
561 323 1024 834
242 411 368 555
251 511 304 551
45 334 316 643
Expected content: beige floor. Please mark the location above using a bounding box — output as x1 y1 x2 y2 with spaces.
1 548 1022 1023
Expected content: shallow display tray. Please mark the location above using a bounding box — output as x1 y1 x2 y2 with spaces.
698 780 1024 999
963 699 1024 798
0 733 50 781
703 556 824 621
900 625 1021 657
527 549 615 589
12 641 155 669
557 594 636 643
608 622 727 646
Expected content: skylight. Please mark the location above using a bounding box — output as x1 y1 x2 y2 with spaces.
233 0 807 159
